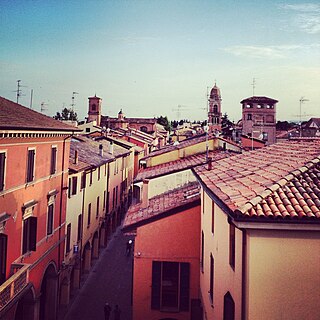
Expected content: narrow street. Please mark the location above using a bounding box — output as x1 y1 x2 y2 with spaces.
61 227 133 320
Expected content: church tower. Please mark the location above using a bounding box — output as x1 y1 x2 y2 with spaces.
88 95 102 126
208 83 222 132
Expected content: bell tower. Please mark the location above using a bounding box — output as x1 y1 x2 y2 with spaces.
88 95 102 126
208 83 222 132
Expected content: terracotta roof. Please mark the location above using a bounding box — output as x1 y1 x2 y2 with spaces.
240 96 278 104
122 182 200 231
194 139 320 222
69 136 129 172
135 150 236 182
0 96 80 132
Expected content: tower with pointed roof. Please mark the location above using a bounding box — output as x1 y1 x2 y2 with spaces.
208 83 222 132
88 95 102 126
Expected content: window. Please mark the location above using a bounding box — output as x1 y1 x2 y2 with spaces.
26 149 35 183
22 217 37 254
66 224 71 253
213 105 218 113
263 132 268 141
50 146 57 175
0 152 6 192
229 223 235 269
71 176 77 195
98 166 101 181
103 191 106 209
151 261 190 312
81 172 86 189
0 234 7 285
212 203 215 234
247 114 252 120
87 203 91 227
77 214 82 242
85 128 90 133
96 196 100 218
91 104 96 111
266 115 274 123
90 170 93 185
104 163 107 176
223 292 235 320
201 231 204 272
47 204 54 236
140 126 148 132
209 254 214 303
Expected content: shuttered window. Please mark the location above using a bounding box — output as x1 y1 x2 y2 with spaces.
47 204 54 235
151 261 190 312
0 152 5 192
26 149 35 183
22 217 37 254
50 146 57 174
66 224 71 253
229 223 235 269
210 254 214 303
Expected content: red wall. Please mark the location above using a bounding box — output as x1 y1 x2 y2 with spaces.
0 135 70 295
132 204 201 320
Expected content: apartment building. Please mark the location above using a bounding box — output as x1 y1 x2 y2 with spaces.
0 97 78 320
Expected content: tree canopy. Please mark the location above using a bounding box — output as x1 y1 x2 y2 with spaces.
157 116 171 131
54 107 78 121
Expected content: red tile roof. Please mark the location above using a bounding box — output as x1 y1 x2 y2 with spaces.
194 139 320 222
0 97 79 132
135 150 236 182
122 182 200 231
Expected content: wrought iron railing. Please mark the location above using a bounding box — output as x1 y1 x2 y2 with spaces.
0 264 30 311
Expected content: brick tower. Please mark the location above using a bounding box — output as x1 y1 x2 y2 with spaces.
241 96 278 145
88 95 102 126
208 83 222 132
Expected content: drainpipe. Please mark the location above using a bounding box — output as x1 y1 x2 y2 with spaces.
58 133 73 271
241 229 247 320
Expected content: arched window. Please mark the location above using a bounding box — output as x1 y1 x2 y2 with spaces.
91 104 96 111
213 105 218 113
223 292 235 320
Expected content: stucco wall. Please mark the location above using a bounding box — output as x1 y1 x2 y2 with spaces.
200 191 242 320
246 229 320 320
132 204 201 320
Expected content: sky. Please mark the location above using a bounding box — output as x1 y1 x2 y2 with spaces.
0 0 319 123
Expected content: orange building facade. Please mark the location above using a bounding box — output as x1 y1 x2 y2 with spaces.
0 97 77 320
123 182 202 320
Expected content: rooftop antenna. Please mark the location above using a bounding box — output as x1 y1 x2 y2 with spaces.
299 97 309 137
30 89 33 109
71 91 79 112
251 78 257 96
40 102 48 113
14 80 26 104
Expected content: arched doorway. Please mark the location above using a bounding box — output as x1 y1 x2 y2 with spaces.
92 232 99 259
14 285 36 320
223 291 235 320
39 263 58 320
82 242 91 273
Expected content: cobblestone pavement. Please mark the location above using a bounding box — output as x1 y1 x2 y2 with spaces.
61 227 133 320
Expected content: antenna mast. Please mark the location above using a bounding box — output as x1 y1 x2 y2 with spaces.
299 97 309 137
251 78 256 96
15 80 26 104
71 91 79 112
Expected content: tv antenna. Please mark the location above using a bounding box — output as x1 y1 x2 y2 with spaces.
40 102 48 113
299 97 309 137
251 78 257 96
14 80 26 104
71 91 79 111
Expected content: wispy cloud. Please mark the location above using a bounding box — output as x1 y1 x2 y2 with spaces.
223 44 319 59
279 3 320 34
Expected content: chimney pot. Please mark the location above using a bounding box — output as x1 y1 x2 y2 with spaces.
207 157 213 170
74 150 78 165
109 141 114 154
99 144 103 156
141 179 149 208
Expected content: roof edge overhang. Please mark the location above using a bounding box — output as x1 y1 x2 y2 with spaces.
121 198 200 233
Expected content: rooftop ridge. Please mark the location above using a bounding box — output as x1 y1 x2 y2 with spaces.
235 156 320 216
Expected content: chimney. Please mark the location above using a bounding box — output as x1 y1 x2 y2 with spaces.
74 150 78 165
109 141 114 154
141 179 149 208
207 157 213 170
99 144 103 157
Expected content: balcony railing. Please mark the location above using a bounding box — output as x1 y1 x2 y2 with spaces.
0 264 30 311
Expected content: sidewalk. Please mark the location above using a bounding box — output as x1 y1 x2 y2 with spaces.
60 227 133 320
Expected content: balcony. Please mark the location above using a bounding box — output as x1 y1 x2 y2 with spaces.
0 264 30 311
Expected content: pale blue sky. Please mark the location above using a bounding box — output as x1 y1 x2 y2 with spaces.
1 0 319 122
